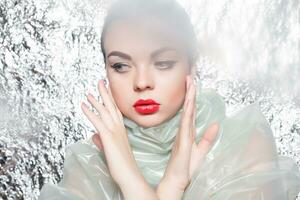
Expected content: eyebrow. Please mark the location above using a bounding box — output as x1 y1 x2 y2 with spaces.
107 47 177 60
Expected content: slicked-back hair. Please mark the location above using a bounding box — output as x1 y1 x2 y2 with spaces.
100 0 199 68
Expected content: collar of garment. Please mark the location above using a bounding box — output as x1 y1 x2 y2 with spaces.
122 88 226 155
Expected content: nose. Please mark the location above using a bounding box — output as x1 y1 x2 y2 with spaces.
133 68 154 92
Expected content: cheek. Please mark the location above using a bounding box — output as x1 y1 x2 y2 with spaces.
163 76 186 108
110 84 127 110
107 75 128 112
169 84 186 101
157 64 188 108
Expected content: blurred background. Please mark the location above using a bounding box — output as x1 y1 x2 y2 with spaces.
0 0 299 199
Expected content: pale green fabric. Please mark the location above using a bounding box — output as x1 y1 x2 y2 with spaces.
39 88 300 200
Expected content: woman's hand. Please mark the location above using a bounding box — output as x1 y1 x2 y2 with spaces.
81 80 161 200
157 75 220 199
81 79 143 189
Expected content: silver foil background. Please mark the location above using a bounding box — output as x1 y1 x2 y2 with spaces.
0 0 299 199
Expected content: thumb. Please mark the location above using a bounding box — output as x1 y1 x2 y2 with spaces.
197 123 219 155
92 132 104 151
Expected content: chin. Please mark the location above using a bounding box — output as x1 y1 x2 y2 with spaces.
126 107 179 128
137 119 160 128
132 114 165 128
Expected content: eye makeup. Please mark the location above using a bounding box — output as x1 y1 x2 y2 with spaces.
155 60 177 69
109 59 178 73
110 63 129 73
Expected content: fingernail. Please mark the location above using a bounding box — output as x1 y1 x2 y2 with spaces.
89 93 94 99
103 79 107 85
81 102 87 108
192 76 196 85
191 76 195 87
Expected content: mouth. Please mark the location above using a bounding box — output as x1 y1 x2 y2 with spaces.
133 99 160 114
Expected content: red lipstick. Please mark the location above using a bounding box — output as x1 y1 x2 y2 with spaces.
133 99 160 114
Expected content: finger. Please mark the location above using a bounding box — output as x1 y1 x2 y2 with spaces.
173 75 193 151
183 75 191 109
197 123 219 156
202 123 219 144
180 99 192 134
98 79 120 124
107 85 123 121
86 93 115 130
92 132 104 151
190 84 196 139
181 78 196 127
190 92 196 142
81 102 110 139
106 82 116 105
185 79 195 124
178 87 195 148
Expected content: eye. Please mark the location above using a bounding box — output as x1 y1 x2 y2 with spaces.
155 61 177 69
110 63 129 73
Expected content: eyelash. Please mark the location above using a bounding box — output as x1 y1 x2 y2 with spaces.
111 63 127 73
110 61 177 73
155 61 177 69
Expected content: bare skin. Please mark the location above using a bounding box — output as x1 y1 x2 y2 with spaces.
81 76 219 199
82 79 157 200
156 76 219 199
81 15 219 199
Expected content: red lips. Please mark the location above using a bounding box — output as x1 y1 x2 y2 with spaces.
133 99 160 106
133 99 160 114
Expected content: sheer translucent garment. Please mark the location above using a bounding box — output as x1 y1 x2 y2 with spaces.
39 88 300 200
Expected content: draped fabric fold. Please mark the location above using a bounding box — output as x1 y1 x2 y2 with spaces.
39 88 300 200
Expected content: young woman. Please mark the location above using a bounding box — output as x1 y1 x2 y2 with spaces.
39 0 300 199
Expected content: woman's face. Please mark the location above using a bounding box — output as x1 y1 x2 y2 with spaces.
104 16 194 128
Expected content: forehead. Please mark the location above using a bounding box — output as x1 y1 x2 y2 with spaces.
103 16 185 56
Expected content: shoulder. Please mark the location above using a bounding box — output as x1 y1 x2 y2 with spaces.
64 136 104 157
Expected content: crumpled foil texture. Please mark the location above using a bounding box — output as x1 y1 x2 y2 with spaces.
0 0 299 199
